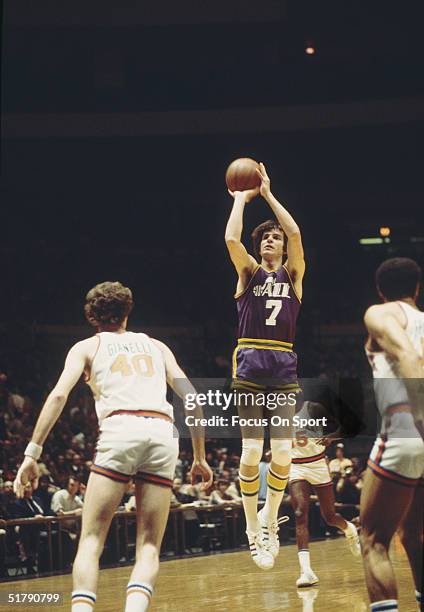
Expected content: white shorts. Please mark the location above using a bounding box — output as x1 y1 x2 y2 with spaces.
91 413 179 488
368 435 424 487
289 458 332 488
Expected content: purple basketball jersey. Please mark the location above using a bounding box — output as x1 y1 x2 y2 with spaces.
236 264 301 343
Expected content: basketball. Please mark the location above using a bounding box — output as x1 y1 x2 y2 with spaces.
225 157 261 192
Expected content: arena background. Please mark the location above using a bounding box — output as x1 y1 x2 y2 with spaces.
0 0 423 597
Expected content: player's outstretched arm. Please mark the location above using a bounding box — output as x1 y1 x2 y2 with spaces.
13 339 94 497
364 305 424 437
225 188 260 281
257 163 305 292
152 339 213 488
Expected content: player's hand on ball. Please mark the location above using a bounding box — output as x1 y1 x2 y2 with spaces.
189 458 214 490
228 186 260 203
13 456 40 498
256 162 271 198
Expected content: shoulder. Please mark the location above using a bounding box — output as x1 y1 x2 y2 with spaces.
364 302 405 329
151 338 169 353
69 336 99 358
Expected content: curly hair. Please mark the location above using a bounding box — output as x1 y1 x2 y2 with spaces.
376 258 421 300
251 220 286 262
84 281 134 328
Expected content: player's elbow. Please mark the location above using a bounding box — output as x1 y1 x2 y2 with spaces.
225 235 240 246
48 390 68 406
286 225 301 239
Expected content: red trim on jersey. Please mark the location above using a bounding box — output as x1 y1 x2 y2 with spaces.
292 451 326 464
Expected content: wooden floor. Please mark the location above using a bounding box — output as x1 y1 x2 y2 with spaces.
1 537 418 611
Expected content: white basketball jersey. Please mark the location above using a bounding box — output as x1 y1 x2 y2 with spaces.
87 331 173 423
292 401 326 461
365 302 424 416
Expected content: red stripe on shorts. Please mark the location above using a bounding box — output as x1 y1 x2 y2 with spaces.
135 472 173 488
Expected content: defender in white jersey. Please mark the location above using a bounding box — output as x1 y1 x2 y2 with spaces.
14 282 213 612
289 400 360 587
361 258 424 612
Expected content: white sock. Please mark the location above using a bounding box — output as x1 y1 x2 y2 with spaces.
71 590 96 611
125 583 153 612
343 521 356 535
298 549 311 573
239 471 260 532
370 600 398 611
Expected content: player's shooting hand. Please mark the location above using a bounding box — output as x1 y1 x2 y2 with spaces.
189 458 214 490
256 162 271 198
13 456 40 498
228 187 260 203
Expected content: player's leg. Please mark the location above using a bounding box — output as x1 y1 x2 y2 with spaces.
315 483 360 557
72 472 128 611
237 392 273 569
258 393 294 558
290 479 319 587
360 467 415 610
398 483 423 609
124 481 172 612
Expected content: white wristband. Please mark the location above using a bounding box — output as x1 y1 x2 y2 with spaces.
24 441 43 461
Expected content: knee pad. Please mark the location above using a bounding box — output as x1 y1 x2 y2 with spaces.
241 438 263 467
270 438 292 466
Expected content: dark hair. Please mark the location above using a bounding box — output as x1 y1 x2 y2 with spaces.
375 258 421 301
84 281 134 328
251 220 286 262
67 475 80 485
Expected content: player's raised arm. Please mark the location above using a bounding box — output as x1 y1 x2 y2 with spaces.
364 304 424 434
13 339 94 497
152 339 213 488
225 188 260 281
257 163 305 294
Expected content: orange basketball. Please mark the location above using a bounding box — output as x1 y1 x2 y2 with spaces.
225 158 261 192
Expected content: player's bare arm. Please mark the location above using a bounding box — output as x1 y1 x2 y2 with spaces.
364 303 424 433
13 337 98 497
257 162 305 298
152 339 213 488
225 188 260 294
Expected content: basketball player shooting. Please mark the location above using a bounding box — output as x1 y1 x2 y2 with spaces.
361 258 424 612
225 162 305 569
13 281 213 612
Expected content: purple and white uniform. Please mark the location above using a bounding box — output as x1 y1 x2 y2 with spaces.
232 264 301 391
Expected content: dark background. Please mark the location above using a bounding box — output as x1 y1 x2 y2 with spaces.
1 0 424 390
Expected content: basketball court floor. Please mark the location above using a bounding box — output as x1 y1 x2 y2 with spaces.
1 537 417 611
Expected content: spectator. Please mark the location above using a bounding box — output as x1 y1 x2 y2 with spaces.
51 476 83 515
226 478 242 502
329 443 352 477
51 476 83 569
179 473 198 501
33 475 56 516
336 468 361 508
11 483 45 574
172 478 194 505
0 481 16 518
209 480 236 505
